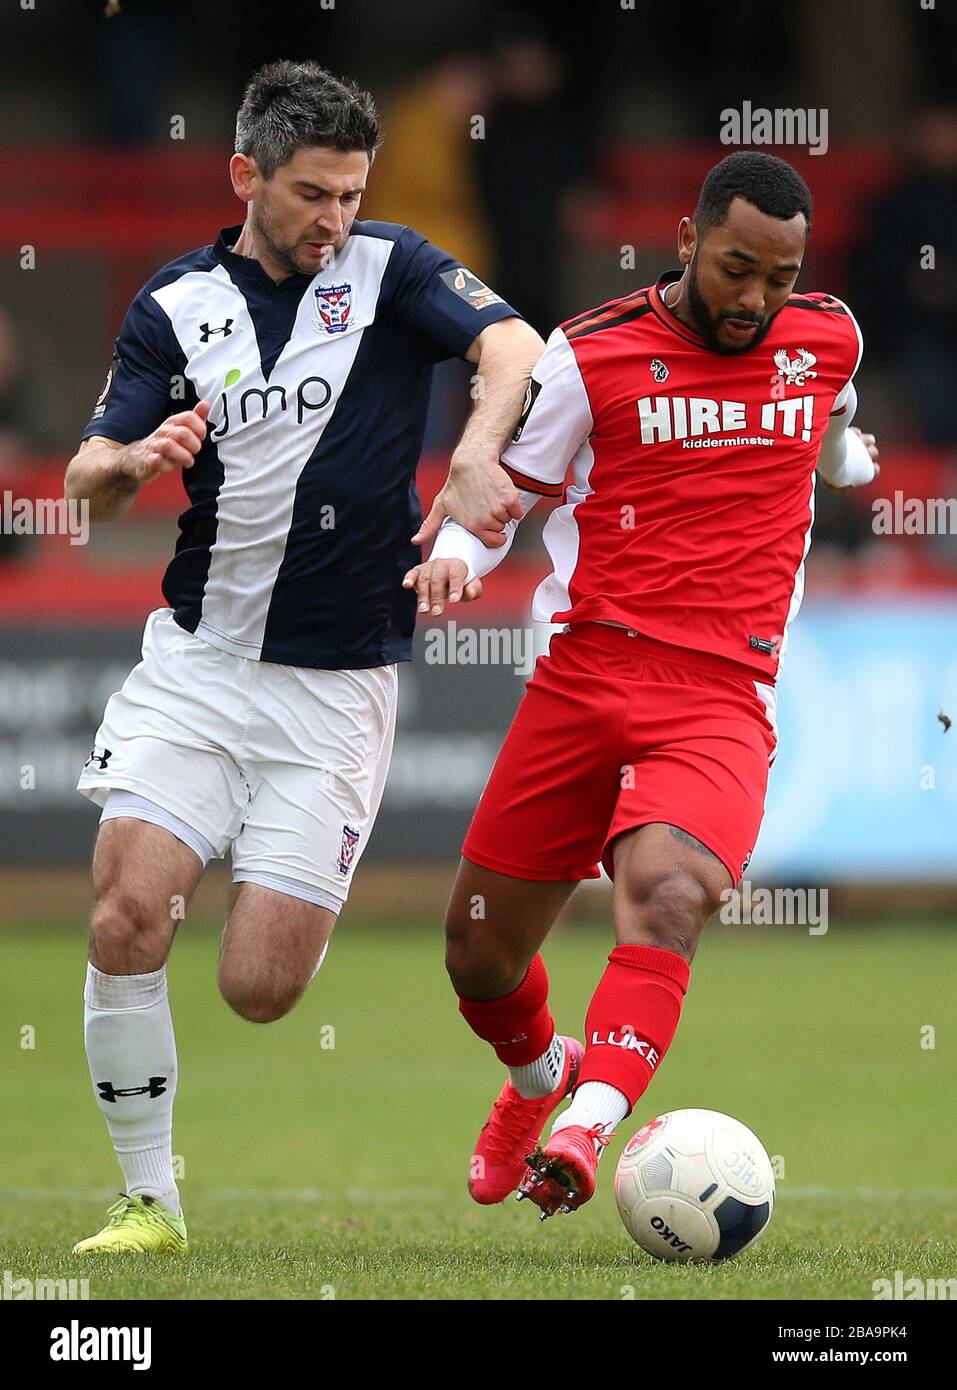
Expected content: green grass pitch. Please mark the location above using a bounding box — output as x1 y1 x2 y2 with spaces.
1 917 954 1300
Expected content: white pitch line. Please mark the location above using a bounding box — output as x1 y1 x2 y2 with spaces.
780 1186 957 1200
0 1186 445 1202
1 1185 954 1202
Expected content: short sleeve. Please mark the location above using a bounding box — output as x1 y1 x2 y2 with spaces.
498 328 593 495
829 297 864 416
391 236 520 362
82 288 185 444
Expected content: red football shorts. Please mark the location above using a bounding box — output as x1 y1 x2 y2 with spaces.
463 623 777 886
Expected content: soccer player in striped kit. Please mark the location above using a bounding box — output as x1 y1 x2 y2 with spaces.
411 152 881 1221
64 60 542 1253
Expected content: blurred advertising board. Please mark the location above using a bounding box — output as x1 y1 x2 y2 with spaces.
1 601 955 878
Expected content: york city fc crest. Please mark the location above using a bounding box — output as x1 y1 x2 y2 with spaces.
337 823 361 876
314 282 353 334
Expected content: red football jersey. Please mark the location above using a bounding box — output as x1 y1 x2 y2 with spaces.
499 271 863 683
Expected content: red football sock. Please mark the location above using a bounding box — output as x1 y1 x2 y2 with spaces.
457 953 555 1066
577 944 690 1111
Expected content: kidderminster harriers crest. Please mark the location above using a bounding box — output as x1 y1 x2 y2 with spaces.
314 282 353 334
773 348 817 387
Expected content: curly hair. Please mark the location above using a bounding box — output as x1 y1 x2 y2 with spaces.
694 151 812 233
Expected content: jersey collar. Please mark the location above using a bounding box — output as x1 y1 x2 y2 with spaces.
649 268 713 349
214 225 316 293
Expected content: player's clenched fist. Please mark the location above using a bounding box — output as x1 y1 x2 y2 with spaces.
402 557 483 616
127 400 212 482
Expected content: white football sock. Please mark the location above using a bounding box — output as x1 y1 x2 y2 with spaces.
552 1081 630 1140
509 1034 565 1099
84 963 180 1214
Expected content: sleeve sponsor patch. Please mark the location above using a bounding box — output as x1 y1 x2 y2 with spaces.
512 377 542 442
91 364 115 419
438 267 504 311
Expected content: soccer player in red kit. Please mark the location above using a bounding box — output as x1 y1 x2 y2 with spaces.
405 152 881 1220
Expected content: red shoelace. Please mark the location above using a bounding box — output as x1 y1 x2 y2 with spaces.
482 1087 553 1164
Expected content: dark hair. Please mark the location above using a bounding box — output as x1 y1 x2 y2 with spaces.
235 60 380 177
694 151 812 233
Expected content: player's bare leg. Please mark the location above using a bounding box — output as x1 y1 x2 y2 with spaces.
218 882 336 1024
75 818 205 1252
521 823 731 1218
610 822 731 956
445 859 584 1203
445 859 576 999
89 817 204 975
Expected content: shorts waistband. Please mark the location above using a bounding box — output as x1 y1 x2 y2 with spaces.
562 622 774 684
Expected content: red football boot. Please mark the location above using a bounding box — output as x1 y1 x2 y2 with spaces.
518 1122 614 1219
468 1038 584 1205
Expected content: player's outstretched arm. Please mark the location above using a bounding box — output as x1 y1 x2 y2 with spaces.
412 317 545 550
405 486 542 615
64 401 211 522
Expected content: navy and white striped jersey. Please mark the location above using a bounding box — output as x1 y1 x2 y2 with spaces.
83 222 519 669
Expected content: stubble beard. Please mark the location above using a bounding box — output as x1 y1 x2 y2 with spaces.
686 254 776 356
249 202 317 278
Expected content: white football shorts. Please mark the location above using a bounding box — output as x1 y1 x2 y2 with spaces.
76 608 397 911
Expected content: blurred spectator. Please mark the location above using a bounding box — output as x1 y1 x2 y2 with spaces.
852 106 957 450
95 0 187 144
906 1 957 112
476 15 592 336
365 51 494 450
366 51 493 277
0 309 29 469
0 307 32 563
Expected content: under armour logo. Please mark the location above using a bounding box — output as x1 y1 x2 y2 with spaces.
96 1077 168 1103
85 746 112 770
199 320 234 343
